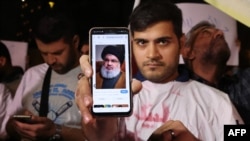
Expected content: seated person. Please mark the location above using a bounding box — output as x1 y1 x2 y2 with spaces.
0 83 12 139
0 41 24 97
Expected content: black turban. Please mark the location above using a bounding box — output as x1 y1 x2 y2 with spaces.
101 45 125 64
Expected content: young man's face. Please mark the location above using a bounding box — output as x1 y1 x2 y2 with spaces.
132 21 181 83
36 37 79 74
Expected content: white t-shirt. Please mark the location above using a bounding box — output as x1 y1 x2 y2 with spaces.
0 83 12 139
125 80 243 141
8 63 82 128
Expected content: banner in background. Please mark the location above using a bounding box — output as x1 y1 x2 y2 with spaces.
1 40 28 71
204 0 250 28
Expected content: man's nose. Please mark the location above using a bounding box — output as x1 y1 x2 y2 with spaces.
147 43 161 59
47 54 56 65
214 29 224 38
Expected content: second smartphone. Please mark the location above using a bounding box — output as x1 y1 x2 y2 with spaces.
89 27 132 116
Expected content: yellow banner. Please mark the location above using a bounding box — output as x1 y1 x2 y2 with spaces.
204 0 250 27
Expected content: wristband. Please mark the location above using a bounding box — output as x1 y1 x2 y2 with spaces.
49 124 62 141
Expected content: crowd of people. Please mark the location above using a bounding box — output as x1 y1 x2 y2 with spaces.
0 0 249 141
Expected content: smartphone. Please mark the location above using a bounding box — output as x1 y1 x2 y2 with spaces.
13 115 32 123
89 27 132 116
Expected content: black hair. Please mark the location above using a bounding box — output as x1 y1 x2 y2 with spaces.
129 0 183 38
0 41 11 64
32 10 78 44
78 31 89 52
185 21 215 47
101 45 125 64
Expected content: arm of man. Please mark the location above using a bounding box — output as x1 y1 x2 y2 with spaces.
56 125 86 141
6 111 87 141
76 55 142 141
149 120 200 141
76 55 120 141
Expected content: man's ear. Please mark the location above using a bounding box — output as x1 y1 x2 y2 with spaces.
181 45 195 60
72 35 80 49
0 56 6 67
180 34 195 61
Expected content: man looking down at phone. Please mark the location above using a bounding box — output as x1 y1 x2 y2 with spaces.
5 10 86 141
96 45 126 89
75 0 243 140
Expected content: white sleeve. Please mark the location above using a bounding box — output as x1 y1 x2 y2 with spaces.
6 71 27 116
0 84 12 139
214 95 244 141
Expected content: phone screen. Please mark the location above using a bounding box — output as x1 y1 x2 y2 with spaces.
90 27 132 116
13 115 32 123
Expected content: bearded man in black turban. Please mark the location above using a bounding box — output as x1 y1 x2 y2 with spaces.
96 45 126 89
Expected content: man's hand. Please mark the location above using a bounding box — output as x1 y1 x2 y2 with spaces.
11 110 56 140
75 55 142 141
149 120 200 141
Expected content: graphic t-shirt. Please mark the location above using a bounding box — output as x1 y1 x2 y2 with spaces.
10 63 82 128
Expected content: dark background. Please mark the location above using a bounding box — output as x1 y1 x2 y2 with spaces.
0 0 250 68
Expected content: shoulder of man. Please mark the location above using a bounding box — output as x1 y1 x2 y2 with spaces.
24 63 48 74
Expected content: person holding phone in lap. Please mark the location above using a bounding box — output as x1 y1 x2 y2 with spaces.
5 10 86 141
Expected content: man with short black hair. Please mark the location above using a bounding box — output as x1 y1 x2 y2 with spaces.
6 11 86 141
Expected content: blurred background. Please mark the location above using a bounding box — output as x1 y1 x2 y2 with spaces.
0 0 249 69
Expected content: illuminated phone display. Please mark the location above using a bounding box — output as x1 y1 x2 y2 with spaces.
90 27 132 116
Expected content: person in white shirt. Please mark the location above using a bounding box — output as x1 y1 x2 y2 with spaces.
5 10 86 141
0 41 24 98
0 41 24 140
0 83 12 140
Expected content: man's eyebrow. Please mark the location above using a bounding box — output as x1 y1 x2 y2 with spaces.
133 36 172 41
133 38 147 41
157 36 172 40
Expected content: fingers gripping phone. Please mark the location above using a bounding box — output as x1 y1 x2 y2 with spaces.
13 115 32 123
89 27 132 116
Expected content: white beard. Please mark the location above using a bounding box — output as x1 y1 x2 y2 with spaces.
100 65 121 79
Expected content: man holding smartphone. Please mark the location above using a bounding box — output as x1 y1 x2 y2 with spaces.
5 10 86 141
96 45 126 89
